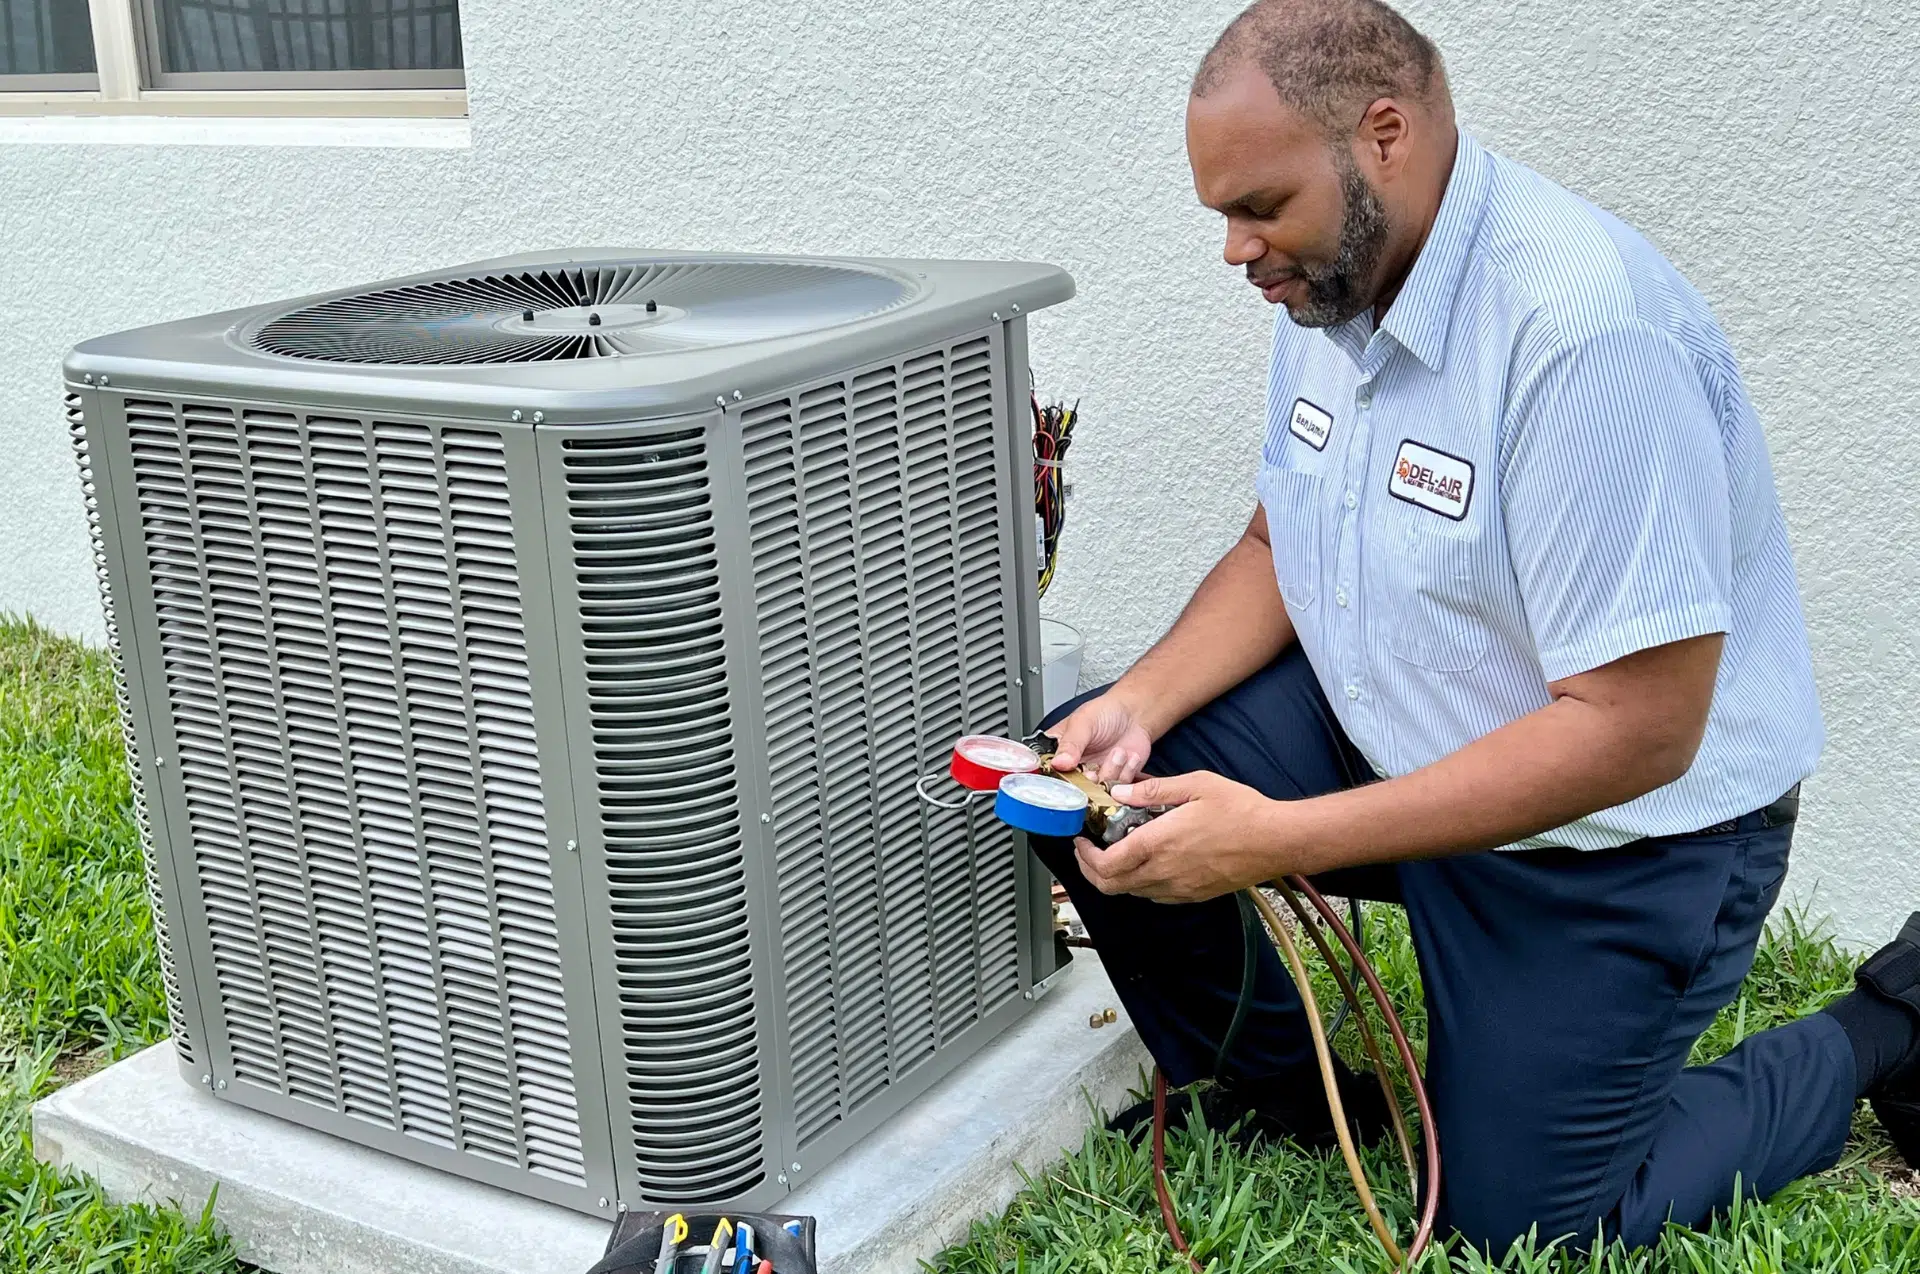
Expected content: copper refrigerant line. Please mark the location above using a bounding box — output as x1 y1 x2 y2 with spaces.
920 734 1440 1270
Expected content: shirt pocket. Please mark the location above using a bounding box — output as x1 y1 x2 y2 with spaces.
1258 465 1321 610
1381 516 1492 673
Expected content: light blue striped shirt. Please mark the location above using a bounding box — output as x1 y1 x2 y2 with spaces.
1256 132 1822 849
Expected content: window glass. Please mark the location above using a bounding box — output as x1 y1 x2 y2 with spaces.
0 0 98 76
153 0 462 74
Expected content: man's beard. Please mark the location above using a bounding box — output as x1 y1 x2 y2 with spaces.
1280 156 1390 329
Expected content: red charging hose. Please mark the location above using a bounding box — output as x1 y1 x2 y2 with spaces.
1146 876 1438 1270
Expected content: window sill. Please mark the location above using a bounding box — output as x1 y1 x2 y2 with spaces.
0 111 469 148
0 88 465 117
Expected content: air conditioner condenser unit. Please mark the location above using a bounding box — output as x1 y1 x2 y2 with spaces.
64 250 1075 1219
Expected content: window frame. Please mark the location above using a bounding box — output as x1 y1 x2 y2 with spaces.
0 0 466 116
0 70 99 88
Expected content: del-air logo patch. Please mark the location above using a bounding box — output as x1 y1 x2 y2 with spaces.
1389 439 1473 520
1288 398 1333 451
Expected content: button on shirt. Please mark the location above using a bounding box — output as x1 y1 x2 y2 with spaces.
1255 133 1822 849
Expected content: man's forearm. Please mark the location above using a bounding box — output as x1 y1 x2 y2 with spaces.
1111 518 1294 740
1267 635 1725 876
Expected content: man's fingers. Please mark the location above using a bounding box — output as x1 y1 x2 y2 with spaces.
1044 726 1083 771
1075 832 1151 895
1110 773 1201 807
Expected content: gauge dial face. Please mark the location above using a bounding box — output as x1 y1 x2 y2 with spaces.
998 773 1089 811
955 735 1041 774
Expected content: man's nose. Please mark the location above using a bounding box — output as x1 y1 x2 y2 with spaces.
1224 224 1265 268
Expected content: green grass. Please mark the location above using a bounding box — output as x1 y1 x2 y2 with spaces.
0 614 238 1273
933 905 1920 1273
2 613 1916 1272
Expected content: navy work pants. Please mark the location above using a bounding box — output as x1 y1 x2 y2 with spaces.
1032 646 1857 1251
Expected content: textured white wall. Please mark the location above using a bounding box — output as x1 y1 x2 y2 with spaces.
1 1 1914 944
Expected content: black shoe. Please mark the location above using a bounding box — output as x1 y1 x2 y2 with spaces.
1107 1067 1396 1153
1854 912 1920 1166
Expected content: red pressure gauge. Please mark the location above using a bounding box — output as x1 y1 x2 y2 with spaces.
948 735 1043 791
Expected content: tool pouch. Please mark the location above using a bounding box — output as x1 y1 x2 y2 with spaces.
591 1210 820 1274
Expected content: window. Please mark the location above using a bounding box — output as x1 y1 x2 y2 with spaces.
1 2 99 89
0 0 465 114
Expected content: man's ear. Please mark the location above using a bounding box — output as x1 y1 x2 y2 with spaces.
1353 97 1413 178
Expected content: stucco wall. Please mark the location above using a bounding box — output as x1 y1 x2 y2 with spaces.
1 1 1914 944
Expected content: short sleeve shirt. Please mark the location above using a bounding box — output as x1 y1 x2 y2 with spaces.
1257 133 1822 848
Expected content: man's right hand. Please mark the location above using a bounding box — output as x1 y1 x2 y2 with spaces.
1046 691 1154 785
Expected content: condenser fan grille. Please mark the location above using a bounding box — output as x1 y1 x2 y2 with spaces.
250 261 918 365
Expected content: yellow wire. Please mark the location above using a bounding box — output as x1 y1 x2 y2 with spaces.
1246 887 1406 1266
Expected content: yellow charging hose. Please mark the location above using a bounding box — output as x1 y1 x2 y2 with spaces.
1149 877 1439 1270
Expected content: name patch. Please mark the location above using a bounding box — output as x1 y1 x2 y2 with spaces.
1388 440 1473 520
1288 398 1333 451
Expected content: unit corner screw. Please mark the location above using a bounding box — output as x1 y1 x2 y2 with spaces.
1026 665 1040 676
1022 991 1033 1001
617 1202 629 1213
777 1173 788 1184
216 1079 228 1090
1089 1012 1105 1029
511 409 524 422
991 312 1001 321
532 411 545 424
598 1196 610 1209
154 755 167 767
565 838 578 853
83 373 94 384
1014 676 1024 688
98 375 109 386
791 1162 802 1173
1011 303 1022 314
200 1074 212 1086
732 389 743 400
759 812 771 824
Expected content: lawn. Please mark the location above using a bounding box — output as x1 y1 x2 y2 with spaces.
2 612 1916 1273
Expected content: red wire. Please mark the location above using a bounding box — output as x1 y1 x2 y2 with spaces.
1289 876 1439 1263
1147 886 1439 1270
1151 1069 1204 1273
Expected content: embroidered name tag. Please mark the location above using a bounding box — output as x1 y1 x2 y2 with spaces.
1288 398 1333 451
1388 440 1473 520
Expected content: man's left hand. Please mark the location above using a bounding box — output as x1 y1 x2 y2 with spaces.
1072 771 1290 903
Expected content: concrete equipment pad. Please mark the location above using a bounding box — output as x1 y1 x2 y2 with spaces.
33 954 1146 1274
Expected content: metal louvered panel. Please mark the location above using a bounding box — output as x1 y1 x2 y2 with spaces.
743 333 1026 1151
559 429 769 1204
66 393 198 1072
67 250 1072 1223
118 398 585 1187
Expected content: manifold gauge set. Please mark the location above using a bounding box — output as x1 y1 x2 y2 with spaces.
917 734 1168 844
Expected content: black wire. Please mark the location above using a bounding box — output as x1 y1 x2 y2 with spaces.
1214 890 1263 1079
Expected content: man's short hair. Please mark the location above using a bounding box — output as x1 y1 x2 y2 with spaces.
1193 0 1445 137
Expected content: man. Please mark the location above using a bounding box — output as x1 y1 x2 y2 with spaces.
1038 0 1920 1253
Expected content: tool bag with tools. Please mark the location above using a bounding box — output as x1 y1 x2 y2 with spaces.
588 1210 819 1274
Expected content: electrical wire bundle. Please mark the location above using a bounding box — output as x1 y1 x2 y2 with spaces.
1031 392 1077 596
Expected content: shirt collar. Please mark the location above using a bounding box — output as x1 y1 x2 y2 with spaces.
1375 131 1493 372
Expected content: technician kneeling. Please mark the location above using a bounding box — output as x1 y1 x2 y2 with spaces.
1038 0 1920 1253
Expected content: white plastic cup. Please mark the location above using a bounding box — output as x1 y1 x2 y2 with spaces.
1039 617 1086 715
